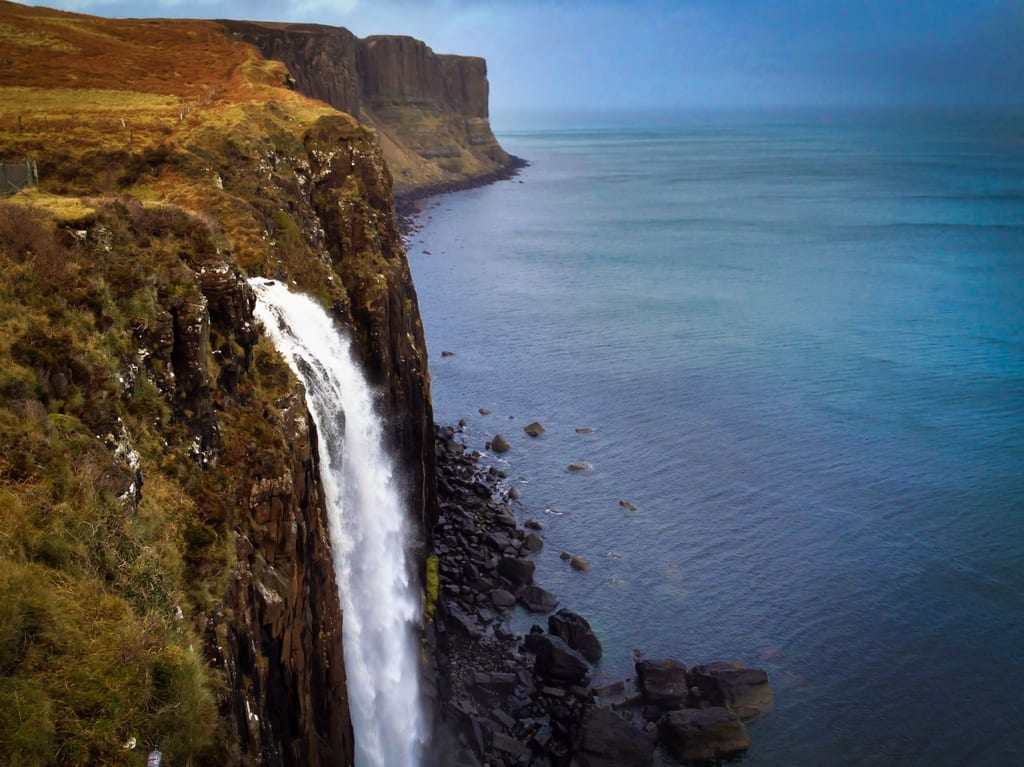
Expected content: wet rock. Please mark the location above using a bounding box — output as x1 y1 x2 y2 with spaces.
570 555 591 572
636 658 689 706
525 518 543 530
689 662 773 720
524 421 545 437
508 485 521 500
575 427 594 434
491 434 511 453
548 609 603 663
497 556 535 586
619 499 638 511
523 532 544 552
534 635 590 685
441 350 454 357
573 706 655 767
567 462 592 472
518 585 559 613
491 589 516 608
658 707 750 762
479 407 492 415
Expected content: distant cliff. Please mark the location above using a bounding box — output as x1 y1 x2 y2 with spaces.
221 20 519 199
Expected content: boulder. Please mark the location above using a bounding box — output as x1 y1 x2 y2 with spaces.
534 635 590 685
573 706 654 767
479 407 492 415
567 462 592 472
635 658 688 706
689 662 773 720
658 707 750 762
619 499 638 511
570 555 591 571
491 589 516 608
524 421 546 437
491 434 511 453
518 585 559 613
497 556 534 586
525 518 543 530
523 532 544 552
548 609 603 663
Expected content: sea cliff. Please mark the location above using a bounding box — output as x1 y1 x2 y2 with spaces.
0 2 445 763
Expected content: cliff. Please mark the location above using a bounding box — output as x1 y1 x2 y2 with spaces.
0 2 437 764
220 20 518 198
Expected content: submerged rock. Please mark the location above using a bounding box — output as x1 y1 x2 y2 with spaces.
523 532 544 552
689 662 773 720
567 462 592 472
619 499 638 511
524 421 546 437
570 555 591 572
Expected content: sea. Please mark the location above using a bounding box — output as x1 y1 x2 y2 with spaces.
405 108 1024 766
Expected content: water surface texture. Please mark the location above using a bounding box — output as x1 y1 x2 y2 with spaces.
408 110 1024 766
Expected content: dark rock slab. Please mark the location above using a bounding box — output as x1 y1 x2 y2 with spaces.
523 532 544 552
658 707 750 762
548 609 603 663
518 584 559 613
491 588 516 608
534 635 590 685
573 706 655 767
635 658 688 706
689 662 773 720
497 556 535 586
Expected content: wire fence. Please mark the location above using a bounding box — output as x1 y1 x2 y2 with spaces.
2 160 39 196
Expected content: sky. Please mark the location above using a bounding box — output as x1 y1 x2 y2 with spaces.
25 0 1024 112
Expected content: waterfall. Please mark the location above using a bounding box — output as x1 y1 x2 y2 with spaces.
250 280 424 767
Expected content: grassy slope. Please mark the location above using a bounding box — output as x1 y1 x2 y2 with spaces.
0 2 381 763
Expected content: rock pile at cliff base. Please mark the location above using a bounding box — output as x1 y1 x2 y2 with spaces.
427 425 773 766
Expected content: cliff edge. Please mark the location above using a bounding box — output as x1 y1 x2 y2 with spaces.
221 20 520 199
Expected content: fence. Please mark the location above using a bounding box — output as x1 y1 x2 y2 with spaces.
1 160 39 195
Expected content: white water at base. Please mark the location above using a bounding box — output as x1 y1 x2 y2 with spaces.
251 280 424 767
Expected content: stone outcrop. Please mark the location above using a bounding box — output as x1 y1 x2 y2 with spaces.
220 20 522 199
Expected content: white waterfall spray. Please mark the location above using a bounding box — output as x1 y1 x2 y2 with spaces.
250 280 424 767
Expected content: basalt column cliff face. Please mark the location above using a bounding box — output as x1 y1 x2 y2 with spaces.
222 20 516 198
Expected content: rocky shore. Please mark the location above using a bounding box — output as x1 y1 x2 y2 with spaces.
427 425 774 766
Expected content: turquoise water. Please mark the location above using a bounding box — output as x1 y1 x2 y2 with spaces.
408 110 1024 765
